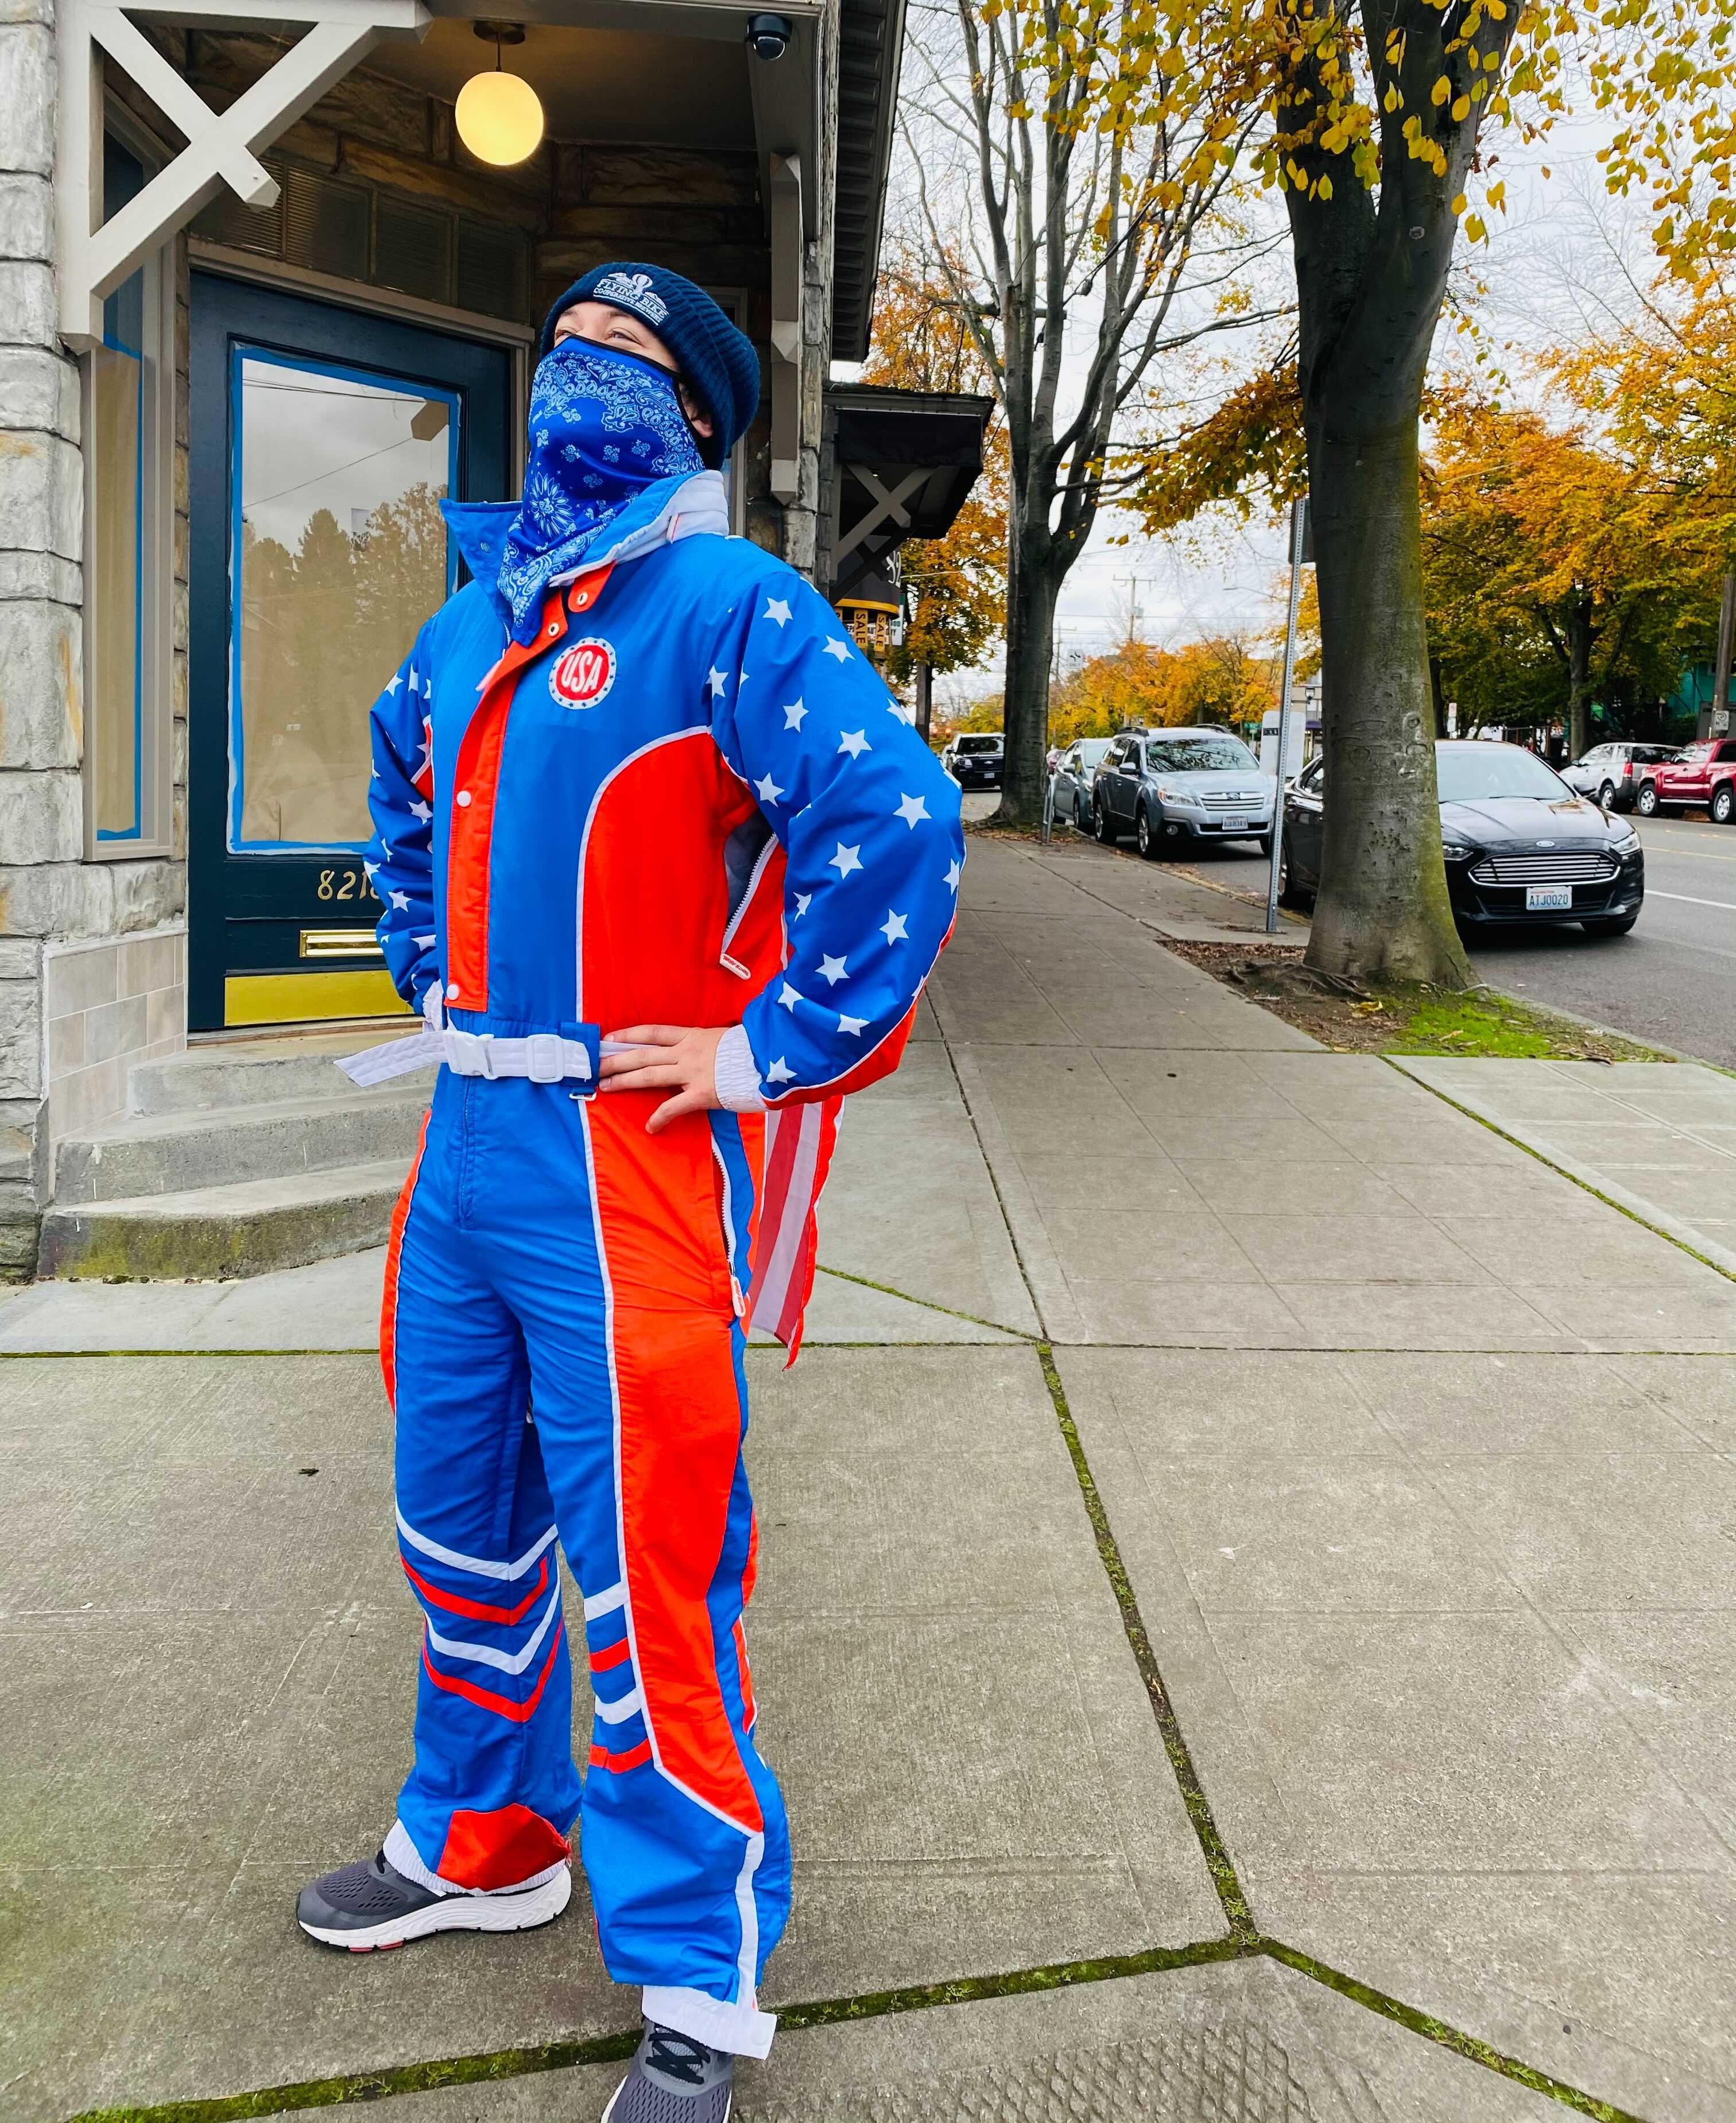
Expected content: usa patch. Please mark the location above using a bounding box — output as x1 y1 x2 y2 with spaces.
549 638 615 709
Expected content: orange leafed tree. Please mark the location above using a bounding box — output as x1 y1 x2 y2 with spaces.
860 242 1008 690
1049 635 1280 742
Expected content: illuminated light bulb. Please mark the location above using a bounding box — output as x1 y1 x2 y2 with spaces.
456 68 543 165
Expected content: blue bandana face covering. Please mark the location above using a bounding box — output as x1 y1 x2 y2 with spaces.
497 339 704 644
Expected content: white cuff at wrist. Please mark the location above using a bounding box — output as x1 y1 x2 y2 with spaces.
714 1023 766 1112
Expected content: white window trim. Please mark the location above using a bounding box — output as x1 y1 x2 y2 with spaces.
83 99 175 862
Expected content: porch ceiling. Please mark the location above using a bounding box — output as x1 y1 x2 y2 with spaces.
359 17 755 148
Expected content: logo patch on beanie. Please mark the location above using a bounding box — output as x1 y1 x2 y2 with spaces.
593 270 669 327
549 638 616 709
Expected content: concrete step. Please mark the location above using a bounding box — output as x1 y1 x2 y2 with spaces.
53 1085 430 1204
37 1161 411 1281
128 1028 429 1114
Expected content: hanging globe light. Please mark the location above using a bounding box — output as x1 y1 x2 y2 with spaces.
456 24 544 168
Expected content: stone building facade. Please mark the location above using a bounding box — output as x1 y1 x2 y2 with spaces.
0 0 905 1276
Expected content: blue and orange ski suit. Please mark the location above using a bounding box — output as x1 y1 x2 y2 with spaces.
362 468 964 2055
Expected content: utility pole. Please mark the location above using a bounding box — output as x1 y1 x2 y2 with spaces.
1114 574 1145 646
1265 497 1310 935
1711 569 1735 739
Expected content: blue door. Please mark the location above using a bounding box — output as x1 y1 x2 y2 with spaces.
189 275 513 1030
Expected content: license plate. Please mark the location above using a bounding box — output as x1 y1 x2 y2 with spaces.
1220 815 1247 834
1526 884 1572 911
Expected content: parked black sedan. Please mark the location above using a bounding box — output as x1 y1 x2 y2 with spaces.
1280 741 1645 935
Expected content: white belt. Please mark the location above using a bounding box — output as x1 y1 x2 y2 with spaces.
336 984 611 1089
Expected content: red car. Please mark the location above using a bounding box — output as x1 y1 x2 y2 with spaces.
1635 738 1736 823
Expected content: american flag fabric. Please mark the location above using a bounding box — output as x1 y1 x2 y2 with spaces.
745 1098 842 1362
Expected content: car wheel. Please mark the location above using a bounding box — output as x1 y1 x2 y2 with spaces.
1276 838 1304 908
1636 782 1659 816
1136 805 1162 861
1598 780 1617 810
1711 782 1735 825
1581 912 1640 936
1094 800 1117 845
1256 833 1273 857
1074 793 1091 833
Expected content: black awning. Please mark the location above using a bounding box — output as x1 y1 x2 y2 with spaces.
825 383 994 602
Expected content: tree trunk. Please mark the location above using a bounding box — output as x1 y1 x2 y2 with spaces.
1567 599 1592 760
1306 419 1472 988
997 534 1059 826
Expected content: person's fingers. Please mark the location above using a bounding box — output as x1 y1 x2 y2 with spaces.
599 1060 689 1093
599 1046 669 1079
645 1086 707 1134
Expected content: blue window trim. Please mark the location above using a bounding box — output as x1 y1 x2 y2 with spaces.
94 322 148 843
226 342 462 857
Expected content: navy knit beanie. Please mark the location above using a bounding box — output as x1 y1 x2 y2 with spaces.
539 264 761 462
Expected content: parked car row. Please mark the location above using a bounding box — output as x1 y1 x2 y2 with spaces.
1561 737 1736 821
1060 729 1647 938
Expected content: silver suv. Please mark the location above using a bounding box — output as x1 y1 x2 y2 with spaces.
1560 742 1677 812
1091 728 1276 858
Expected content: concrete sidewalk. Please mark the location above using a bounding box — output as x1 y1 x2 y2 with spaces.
3 835 1733 2123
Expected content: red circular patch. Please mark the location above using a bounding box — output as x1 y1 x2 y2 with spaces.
549 638 616 708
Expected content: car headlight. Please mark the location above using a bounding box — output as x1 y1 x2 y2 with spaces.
1610 824 1641 853
1440 836 1477 862
1154 784 1181 801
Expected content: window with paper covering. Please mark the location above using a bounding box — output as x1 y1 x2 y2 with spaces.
87 133 172 854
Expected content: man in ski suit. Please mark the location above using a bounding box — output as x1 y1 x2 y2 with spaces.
293 264 964 2121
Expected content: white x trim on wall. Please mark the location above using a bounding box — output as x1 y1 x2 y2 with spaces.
56 0 428 349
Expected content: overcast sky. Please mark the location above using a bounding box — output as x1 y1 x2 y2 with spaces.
849 94 1650 707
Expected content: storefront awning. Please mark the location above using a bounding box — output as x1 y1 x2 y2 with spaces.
824 383 993 603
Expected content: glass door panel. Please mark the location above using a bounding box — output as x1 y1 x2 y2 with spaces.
232 352 457 852
188 275 512 1031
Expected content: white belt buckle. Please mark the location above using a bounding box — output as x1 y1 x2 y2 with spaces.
474 1034 498 1080
525 1033 563 1083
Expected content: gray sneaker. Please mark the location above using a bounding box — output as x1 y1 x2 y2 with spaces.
602 2021 735 2121
297 1848 569 1952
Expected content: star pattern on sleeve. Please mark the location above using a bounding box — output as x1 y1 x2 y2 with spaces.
896 792 930 828
795 892 812 917
839 1013 867 1036
767 1057 795 1084
944 858 962 892
783 699 807 730
764 598 792 627
754 771 784 805
817 954 847 986
838 730 871 758
823 639 851 663
829 842 863 879
881 909 908 944
778 981 802 1010
708 666 728 699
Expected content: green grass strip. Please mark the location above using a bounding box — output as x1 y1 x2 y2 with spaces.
61 1940 1246 2123
1036 1343 1258 1943
1260 1940 1654 2123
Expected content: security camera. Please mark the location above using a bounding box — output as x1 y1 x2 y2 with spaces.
745 12 792 59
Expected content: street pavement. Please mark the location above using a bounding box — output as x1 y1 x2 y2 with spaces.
3 834 1734 2123
1115 808 1736 1068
